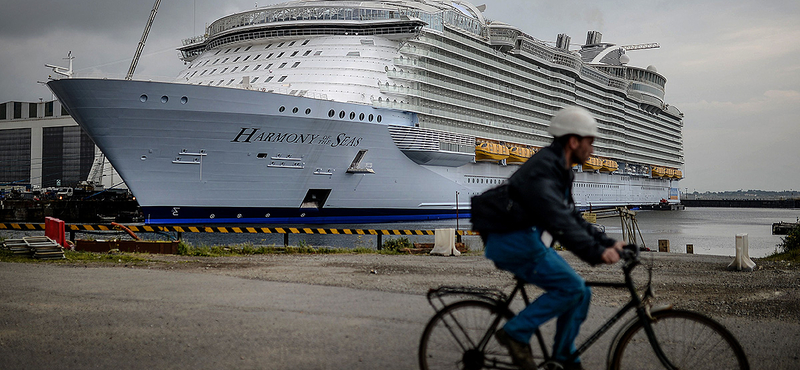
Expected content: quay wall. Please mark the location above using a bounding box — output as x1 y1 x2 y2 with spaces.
682 199 799 208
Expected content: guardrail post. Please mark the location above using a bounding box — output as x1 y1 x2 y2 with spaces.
377 234 382 250
284 233 289 247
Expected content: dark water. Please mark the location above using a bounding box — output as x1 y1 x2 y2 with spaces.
2 208 796 258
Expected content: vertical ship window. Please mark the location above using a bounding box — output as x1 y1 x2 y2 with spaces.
291 51 298 57
368 114 373 122
349 112 356 120
377 115 382 123
251 77 259 83
302 39 310 45
245 46 252 51
243 55 251 61
242 66 249 71
213 59 220 64
199 70 207 76
226 79 235 85
303 50 312 56
210 68 217 75
267 53 273 59
221 67 228 73
292 62 300 68
265 43 273 49
278 42 285 47
45 101 53 117
61 104 69 116
29 102 37 118
314 51 322 56
233 57 240 62
214 50 221 55
328 109 335 117
223 58 229 63
339 111 345 119
254 54 261 60
225 48 231 53
279 62 287 68
279 106 286 112
277 52 285 58
289 41 296 46
254 64 261 70
216 80 224 86
359 113 364 121
305 108 311 115
265 63 273 69
292 107 299 114
265 76 274 82
231 66 239 72
277 76 287 82
234 47 241 52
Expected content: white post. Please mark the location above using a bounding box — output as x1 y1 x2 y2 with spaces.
727 233 756 271
430 228 460 256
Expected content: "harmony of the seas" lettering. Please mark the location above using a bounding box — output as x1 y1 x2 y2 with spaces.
231 128 362 147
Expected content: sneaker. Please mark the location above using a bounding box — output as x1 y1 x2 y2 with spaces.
494 328 535 370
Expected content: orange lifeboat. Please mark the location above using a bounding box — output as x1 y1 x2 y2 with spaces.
651 166 665 178
507 146 535 164
582 156 603 171
475 140 509 162
600 159 618 172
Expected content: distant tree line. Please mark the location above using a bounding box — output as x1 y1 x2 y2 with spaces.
686 190 799 200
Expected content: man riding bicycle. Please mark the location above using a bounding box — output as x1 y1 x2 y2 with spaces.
471 106 625 370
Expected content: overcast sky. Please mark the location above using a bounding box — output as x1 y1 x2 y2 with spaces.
1 0 798 193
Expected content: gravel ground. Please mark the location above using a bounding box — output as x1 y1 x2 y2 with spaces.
64 250 800 324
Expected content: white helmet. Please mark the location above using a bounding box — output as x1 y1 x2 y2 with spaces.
547 106 599 138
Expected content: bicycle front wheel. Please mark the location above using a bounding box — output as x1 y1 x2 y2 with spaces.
609 309 749 370
419 300 515 370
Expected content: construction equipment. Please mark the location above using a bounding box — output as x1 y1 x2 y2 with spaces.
126 0 162 80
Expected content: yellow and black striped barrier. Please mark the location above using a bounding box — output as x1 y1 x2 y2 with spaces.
1 223 478 248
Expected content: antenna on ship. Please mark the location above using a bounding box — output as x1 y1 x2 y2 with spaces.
126 0 162 80
45 51 74 79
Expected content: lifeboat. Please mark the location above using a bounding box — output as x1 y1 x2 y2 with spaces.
665 167 675 178
674 169 682 179
600 159 618 172
507 146 535 164
475 140 509 162
651 166 665 178
582 156 603 171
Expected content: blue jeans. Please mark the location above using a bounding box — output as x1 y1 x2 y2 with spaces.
485 227 591 364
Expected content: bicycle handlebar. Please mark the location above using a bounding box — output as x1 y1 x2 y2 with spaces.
619 244 640 262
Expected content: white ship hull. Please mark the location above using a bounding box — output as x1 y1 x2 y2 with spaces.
49 78 679 224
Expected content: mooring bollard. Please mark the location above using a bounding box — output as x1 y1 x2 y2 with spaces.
658 239 670 253
728 234 756 271
686 244 694 254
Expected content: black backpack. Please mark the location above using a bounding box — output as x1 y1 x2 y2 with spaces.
470 183 531 235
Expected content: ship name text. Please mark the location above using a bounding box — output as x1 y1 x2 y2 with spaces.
231 128 362 147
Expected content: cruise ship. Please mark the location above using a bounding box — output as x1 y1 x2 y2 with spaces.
47 0 684 225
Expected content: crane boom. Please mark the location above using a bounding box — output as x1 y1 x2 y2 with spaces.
126 0 162 80
620 43 660 51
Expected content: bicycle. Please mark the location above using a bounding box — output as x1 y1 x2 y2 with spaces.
418 245 749 370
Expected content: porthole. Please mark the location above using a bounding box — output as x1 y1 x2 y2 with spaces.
265 213 271 218
359 113 365 121
305 108 311 115
349 112 355 120
209 214 215 219
368 114 374 122
236 214 242 219
139 94 148 103
300 213 306 217
161 96 169 103
328 109 335 117
279 106 285 112
292 107 299 114
180 96 188 104
377 115 382 123
339 111 345 119
140 155 147 161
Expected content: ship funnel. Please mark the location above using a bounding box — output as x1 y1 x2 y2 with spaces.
585 30 603 46
556 34 571 50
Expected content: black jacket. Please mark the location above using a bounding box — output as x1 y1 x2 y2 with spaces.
471 141 615 265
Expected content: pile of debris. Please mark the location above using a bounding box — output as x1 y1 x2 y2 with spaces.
1 236 65 260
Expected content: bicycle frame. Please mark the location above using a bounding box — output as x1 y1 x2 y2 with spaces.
426 250 680 370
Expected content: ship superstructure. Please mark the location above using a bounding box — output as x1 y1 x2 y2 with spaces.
48 0 684 224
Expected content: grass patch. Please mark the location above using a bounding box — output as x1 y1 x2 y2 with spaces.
0 248 150 264
764 225 800 263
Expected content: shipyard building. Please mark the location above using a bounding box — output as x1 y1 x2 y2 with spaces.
0 99 124 190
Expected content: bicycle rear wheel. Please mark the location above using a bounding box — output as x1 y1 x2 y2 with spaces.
609 309 749 370
419 300 515 370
